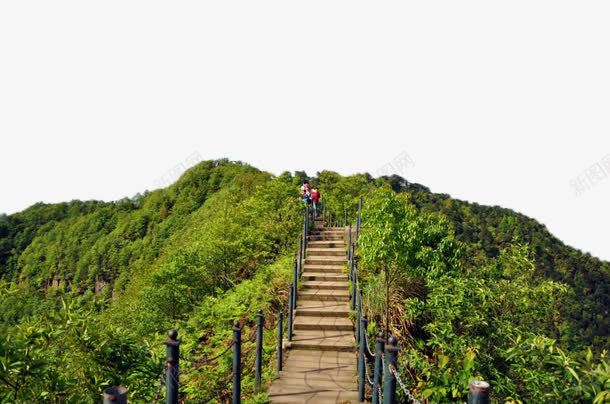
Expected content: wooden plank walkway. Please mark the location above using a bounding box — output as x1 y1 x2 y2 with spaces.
268 219 360 403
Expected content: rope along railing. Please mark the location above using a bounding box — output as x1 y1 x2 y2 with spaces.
343 197 492 404
114 310 285 404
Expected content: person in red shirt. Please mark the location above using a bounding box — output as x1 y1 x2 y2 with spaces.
310 187 320 217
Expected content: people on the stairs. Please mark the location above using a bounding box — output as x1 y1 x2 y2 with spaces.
310 187 320 217
300 180 311 204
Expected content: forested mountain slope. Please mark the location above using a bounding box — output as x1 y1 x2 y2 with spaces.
0 161 607 402
0 160 303 401
387 175 609 349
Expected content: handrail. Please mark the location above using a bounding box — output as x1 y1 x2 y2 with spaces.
172 203 312 403
347 196 421 403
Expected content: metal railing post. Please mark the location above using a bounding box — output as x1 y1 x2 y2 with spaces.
287 284 294 341
165 330 180 404
372 332 385 404
358 315 368 402
277 312 283 372
348 244 353 281
468 381 490 404
348 224 352 260
293 280 298 314
351 266 357 310
301 213 309 251
356 289 362 343
351 243 357 280
232 323 241 404
292 260 298 309
383 336 398 404
298 239 303 279
254 310 264 393
348 245 351 272
103 386 128 404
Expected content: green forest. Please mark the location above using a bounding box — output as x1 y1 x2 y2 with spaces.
0 159 608 403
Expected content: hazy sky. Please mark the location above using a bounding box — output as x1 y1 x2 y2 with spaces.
1 1 609 261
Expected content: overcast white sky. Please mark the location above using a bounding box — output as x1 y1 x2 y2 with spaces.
1 1 609 261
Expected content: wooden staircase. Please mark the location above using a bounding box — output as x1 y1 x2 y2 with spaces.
268 218 359 403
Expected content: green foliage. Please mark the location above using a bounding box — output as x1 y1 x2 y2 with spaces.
359 186 461 336
1 161 608 403
0 160 301 402
406 190 610 348
400 245 573 401
315 170 373 220
360 186 460 280
178 256 292 402
0 299 160 403
140 249 209 326
132 174 301 334
496 336 610 403
357 186 609 402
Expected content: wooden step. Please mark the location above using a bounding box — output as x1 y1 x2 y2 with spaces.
287 349 355 361
301 272 348 281
308 234 343 241
296 302 351 317
302 264 345 273
307 240 345 248
270 376 356 393
296 308 352 318
305 257 347 266
294 316 353 331
273 373 356 386
278 363 357 376
307 248 347 257
279 363 357 375
299 289 350 302
302 281 349 290
282 350 356 369
310 228 345 234
269 388 359 403
290 330 355 352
